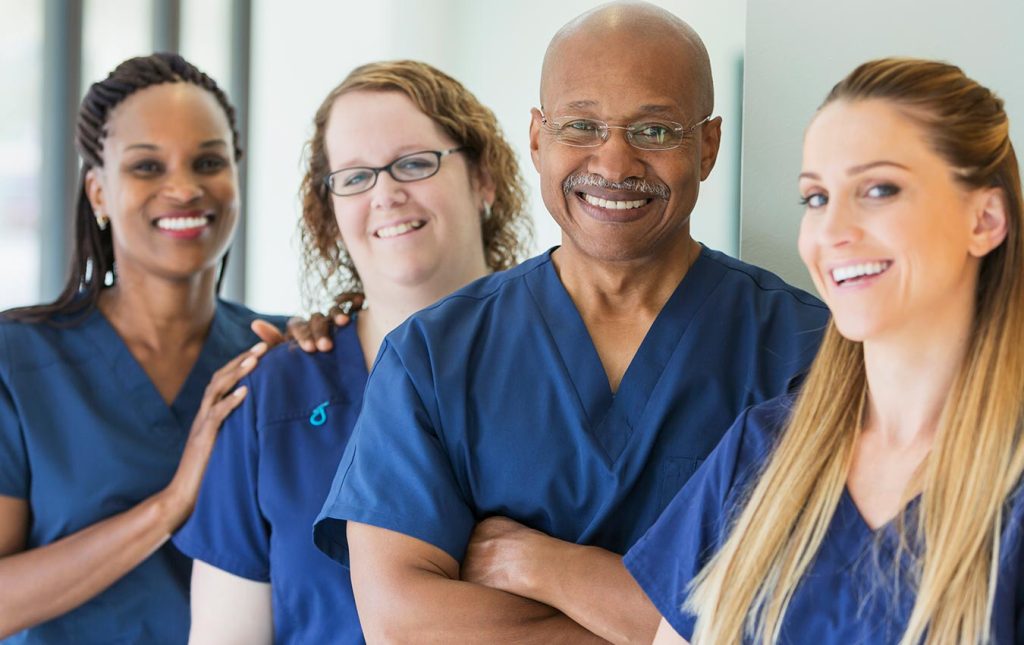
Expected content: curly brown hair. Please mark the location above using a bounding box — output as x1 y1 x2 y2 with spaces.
298 60 532 311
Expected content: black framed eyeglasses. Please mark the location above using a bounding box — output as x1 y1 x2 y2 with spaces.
323 147 469 196
539 111 711 150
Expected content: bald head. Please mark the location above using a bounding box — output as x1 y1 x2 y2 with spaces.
541 1 713 117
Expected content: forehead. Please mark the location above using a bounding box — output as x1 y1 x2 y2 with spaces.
104 82 231 149
543 30 697 118
803 99 943 172
324 90 454 166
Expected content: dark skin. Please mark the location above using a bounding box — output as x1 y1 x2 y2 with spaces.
0 83 269 637
348 3 721 644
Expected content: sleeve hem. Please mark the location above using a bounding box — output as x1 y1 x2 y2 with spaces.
172 533 270 582
623 548 696 641
315 503 470 566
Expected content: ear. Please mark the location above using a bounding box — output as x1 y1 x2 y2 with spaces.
84 167 106 215
472 165 497 211
967 187 1009 258
698 116 723 181
529 108 543 173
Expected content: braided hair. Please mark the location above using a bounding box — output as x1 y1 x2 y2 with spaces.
7 53 241 322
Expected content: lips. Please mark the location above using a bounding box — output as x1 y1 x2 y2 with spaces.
581 194 650 210
374 219 426 239
153 211 213 239
830 260 893 286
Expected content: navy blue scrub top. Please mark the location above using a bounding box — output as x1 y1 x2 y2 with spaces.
173 323 367 644
0 300 286 644
624 394 1024 643
314 247 830 566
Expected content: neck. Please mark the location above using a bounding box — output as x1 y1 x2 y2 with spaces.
97 268 218 350
553 235 701 319
356 265 489 367
862 293 975 447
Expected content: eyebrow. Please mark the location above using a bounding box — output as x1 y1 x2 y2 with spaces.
799 160 911 181
558 101 681 120
123 139 228 152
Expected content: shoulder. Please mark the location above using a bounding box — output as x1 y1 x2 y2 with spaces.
215 299 290 333
387 251 553 348
0 309 97 374
700 246 825 312
243 323 365 423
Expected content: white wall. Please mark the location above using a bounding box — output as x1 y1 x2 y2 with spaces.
245 0 745 315
741 0 1024 294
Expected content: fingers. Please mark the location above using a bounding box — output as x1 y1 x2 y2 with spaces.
287 313 334 353
197 342 267 416
250 319 286 348
329 305 352 328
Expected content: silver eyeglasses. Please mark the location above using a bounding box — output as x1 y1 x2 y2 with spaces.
539 111 711 150
323 147 468 196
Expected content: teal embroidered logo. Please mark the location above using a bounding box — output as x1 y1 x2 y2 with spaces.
309 401 328 427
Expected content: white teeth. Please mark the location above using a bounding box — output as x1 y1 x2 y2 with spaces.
582 194 648 210
831 261 891 284
156 216 208 230
375 220 425 239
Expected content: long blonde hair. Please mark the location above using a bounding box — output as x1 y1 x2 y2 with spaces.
687 58 1024 644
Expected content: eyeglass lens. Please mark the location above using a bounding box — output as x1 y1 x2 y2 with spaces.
550 118 697 150
330 151 441 195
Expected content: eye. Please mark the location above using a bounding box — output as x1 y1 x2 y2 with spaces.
130 159 163 176
864 183 900 199
341 169 374 187
195 155 228 173
394 156 435 172
799 192 828 208
564 119 600 132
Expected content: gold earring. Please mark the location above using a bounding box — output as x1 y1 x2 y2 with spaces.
95 212 109 231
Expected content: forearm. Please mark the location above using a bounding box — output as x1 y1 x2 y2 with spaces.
358 567 608 644
0 492 177 637
520 543 660 645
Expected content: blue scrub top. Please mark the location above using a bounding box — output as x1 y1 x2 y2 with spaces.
173 323 367 644
314 247 829 566
0 300 286 644
624 394 1024 643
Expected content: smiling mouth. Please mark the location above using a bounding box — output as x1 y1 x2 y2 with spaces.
375 220 426 239
155 215 212 231
831 261 892 286
579 193 652 210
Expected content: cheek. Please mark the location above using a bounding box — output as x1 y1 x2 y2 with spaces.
331 198 366 249
797 216 820 272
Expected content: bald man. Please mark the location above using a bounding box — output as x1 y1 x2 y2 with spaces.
314 2 827 642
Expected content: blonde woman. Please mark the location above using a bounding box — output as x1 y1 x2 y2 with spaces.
625 57 1024 644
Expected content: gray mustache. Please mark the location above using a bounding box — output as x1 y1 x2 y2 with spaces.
562 173 670 200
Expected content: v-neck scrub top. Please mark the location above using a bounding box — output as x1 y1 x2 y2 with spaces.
173 324 367 644
0 300 286 644
314 247 830 565
623 394 1024 643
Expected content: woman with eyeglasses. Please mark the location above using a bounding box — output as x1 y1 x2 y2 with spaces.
0 54 290 642
626 57 1024 644
174 59 531 644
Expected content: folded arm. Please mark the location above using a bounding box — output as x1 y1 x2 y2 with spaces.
460 517 661 645
347 521 608 644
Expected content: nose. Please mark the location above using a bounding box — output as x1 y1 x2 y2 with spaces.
585 129 647 184
369 172 409 210
160 169 203 204
817 200 862 248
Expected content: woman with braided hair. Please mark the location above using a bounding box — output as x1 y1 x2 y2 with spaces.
627 57 1024 644
0 53 288 642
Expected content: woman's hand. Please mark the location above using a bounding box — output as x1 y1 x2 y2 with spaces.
250 293 363 353
158 342 268 531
